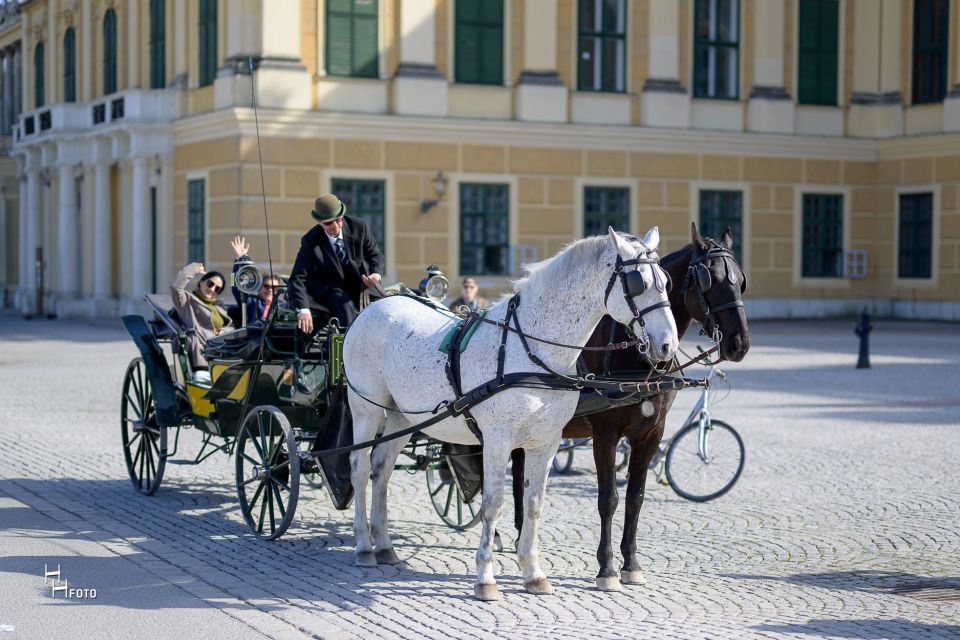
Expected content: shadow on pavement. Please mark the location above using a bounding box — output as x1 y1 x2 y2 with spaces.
752 618 960 639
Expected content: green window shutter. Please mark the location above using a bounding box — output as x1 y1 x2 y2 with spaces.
584 187 630 237
150 0 166 89
327 0 379 78
63 29 75 103
455 0 503 85
331 178 387 257
34 43 44 108
798 0 838 105
104 9 117 95
198 0 217 86
699 190 743 260
187 179 206 264
801 194 843 278
898 193 933 278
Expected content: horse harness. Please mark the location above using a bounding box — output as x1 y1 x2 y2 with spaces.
681 242 746 341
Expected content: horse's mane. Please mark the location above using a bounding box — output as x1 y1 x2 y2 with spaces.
512 235 609 294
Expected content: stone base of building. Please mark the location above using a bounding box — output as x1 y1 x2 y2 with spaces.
747 298 960 321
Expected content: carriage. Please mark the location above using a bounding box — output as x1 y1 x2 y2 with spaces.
120 280 484 540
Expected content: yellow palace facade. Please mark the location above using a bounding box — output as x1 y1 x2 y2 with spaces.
2 0 959 319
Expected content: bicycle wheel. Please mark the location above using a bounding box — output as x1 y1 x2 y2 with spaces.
614 438 631 473
664 419 744 502
552 440 575 474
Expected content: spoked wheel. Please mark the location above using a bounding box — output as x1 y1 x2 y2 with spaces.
551 439 575 474
615 438 631 473
121 358 167 495
236 406 300 540
425 457 481 530
664 419 745 502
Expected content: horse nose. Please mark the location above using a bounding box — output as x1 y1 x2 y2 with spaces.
725 334 749 362
654 340 675 363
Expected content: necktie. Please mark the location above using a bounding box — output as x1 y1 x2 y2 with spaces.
334 238 348 264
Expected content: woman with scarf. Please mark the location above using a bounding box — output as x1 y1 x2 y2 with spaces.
171 262 233 379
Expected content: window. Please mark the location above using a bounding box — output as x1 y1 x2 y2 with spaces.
912 0 949 104
584 186 629 237
63 29 76 103
694 0 739 99
103 9 117 95
797 0 838 105
578 0 627 92
331 178 386 256
455 0 503 85
199 0 217 87
898 193 933 279
34 43 44 108
801 193 843 278
326 0 378 78
460 183 509 275
187 179 206 263
699 190 743 260
150 0 166 89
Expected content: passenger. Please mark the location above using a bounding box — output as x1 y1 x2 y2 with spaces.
447 277 490 316
289 194 385 333
170 262 233 377
230 235 282 324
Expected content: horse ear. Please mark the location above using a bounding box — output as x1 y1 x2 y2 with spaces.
691 222 708 252
720 226 735 250
608 226 632 257
641 226 660 252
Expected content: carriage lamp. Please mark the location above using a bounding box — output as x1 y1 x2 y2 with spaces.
234 260 263 297
423 264 450 302
420 171 448 214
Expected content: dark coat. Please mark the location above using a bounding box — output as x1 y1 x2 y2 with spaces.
289 216 384 315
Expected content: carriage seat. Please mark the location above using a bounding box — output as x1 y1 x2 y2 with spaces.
145 293 186 340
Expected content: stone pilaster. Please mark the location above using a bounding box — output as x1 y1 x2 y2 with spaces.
641 0 688 128
849 0 903 137
515 0 566 123
392 0 447 117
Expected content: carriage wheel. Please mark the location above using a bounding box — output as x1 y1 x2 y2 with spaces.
236 406 300 540
551 439 575 474
121 358 167 495
425 457 481 531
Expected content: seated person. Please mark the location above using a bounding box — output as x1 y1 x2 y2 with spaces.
447 277 490 316
289 194 384 334
230 235 283 324
171 262 233 379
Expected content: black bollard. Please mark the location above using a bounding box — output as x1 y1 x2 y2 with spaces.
854 307 873 369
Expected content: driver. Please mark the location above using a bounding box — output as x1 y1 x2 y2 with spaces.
289 194 384 333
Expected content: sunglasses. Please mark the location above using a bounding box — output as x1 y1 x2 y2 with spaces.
202 280 223 294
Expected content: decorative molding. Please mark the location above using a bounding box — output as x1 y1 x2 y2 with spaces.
850 91 903 106
750 85 791 101
643 78 686 94
517 70 564 86
395 63 444 80
221 55 308 76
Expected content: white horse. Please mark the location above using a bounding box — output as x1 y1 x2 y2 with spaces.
342 227 679 600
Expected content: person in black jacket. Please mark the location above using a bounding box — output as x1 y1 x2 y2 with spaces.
290 194 384 333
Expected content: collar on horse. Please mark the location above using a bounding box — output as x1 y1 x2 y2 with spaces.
680 242 745 342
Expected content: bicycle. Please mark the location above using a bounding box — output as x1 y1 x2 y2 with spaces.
614 359 745 502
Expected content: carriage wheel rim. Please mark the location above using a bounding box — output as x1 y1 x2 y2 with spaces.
121 358 166 495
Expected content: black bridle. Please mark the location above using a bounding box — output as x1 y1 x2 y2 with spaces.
603 251 672 349
681 242 746 342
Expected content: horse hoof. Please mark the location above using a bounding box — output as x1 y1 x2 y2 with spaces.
524 578 554 595
355 551 377 567
375 548 401 565
595 576 623 591
474 584 501 601
493 532 504 553
620 570 646 585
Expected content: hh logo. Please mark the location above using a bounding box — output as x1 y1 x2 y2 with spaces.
43 564 96 600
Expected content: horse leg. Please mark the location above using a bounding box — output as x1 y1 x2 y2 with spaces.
516 441 558 596
620 429 660 585
592 425 622 591
511 448 525 537
475 442 512 601
349 399 386 568
369 423 412 565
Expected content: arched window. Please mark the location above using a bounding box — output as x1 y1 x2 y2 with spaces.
34 42 44 108
198 0 217 86
150 0 166 89
63 28 76 103
103 8 117 95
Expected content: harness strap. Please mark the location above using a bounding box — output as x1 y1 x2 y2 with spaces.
444 312 485 443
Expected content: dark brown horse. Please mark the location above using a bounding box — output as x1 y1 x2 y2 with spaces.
510 223 750 590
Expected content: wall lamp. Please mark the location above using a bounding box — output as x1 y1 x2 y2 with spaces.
420 171 448 214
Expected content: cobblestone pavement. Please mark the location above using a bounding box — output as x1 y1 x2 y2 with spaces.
0 311 958 640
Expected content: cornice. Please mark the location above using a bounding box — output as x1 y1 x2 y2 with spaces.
172 109 880 161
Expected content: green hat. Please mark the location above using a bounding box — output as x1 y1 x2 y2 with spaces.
311 194 346 222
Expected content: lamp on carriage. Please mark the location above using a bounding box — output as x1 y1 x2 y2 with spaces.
420 171 448 214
